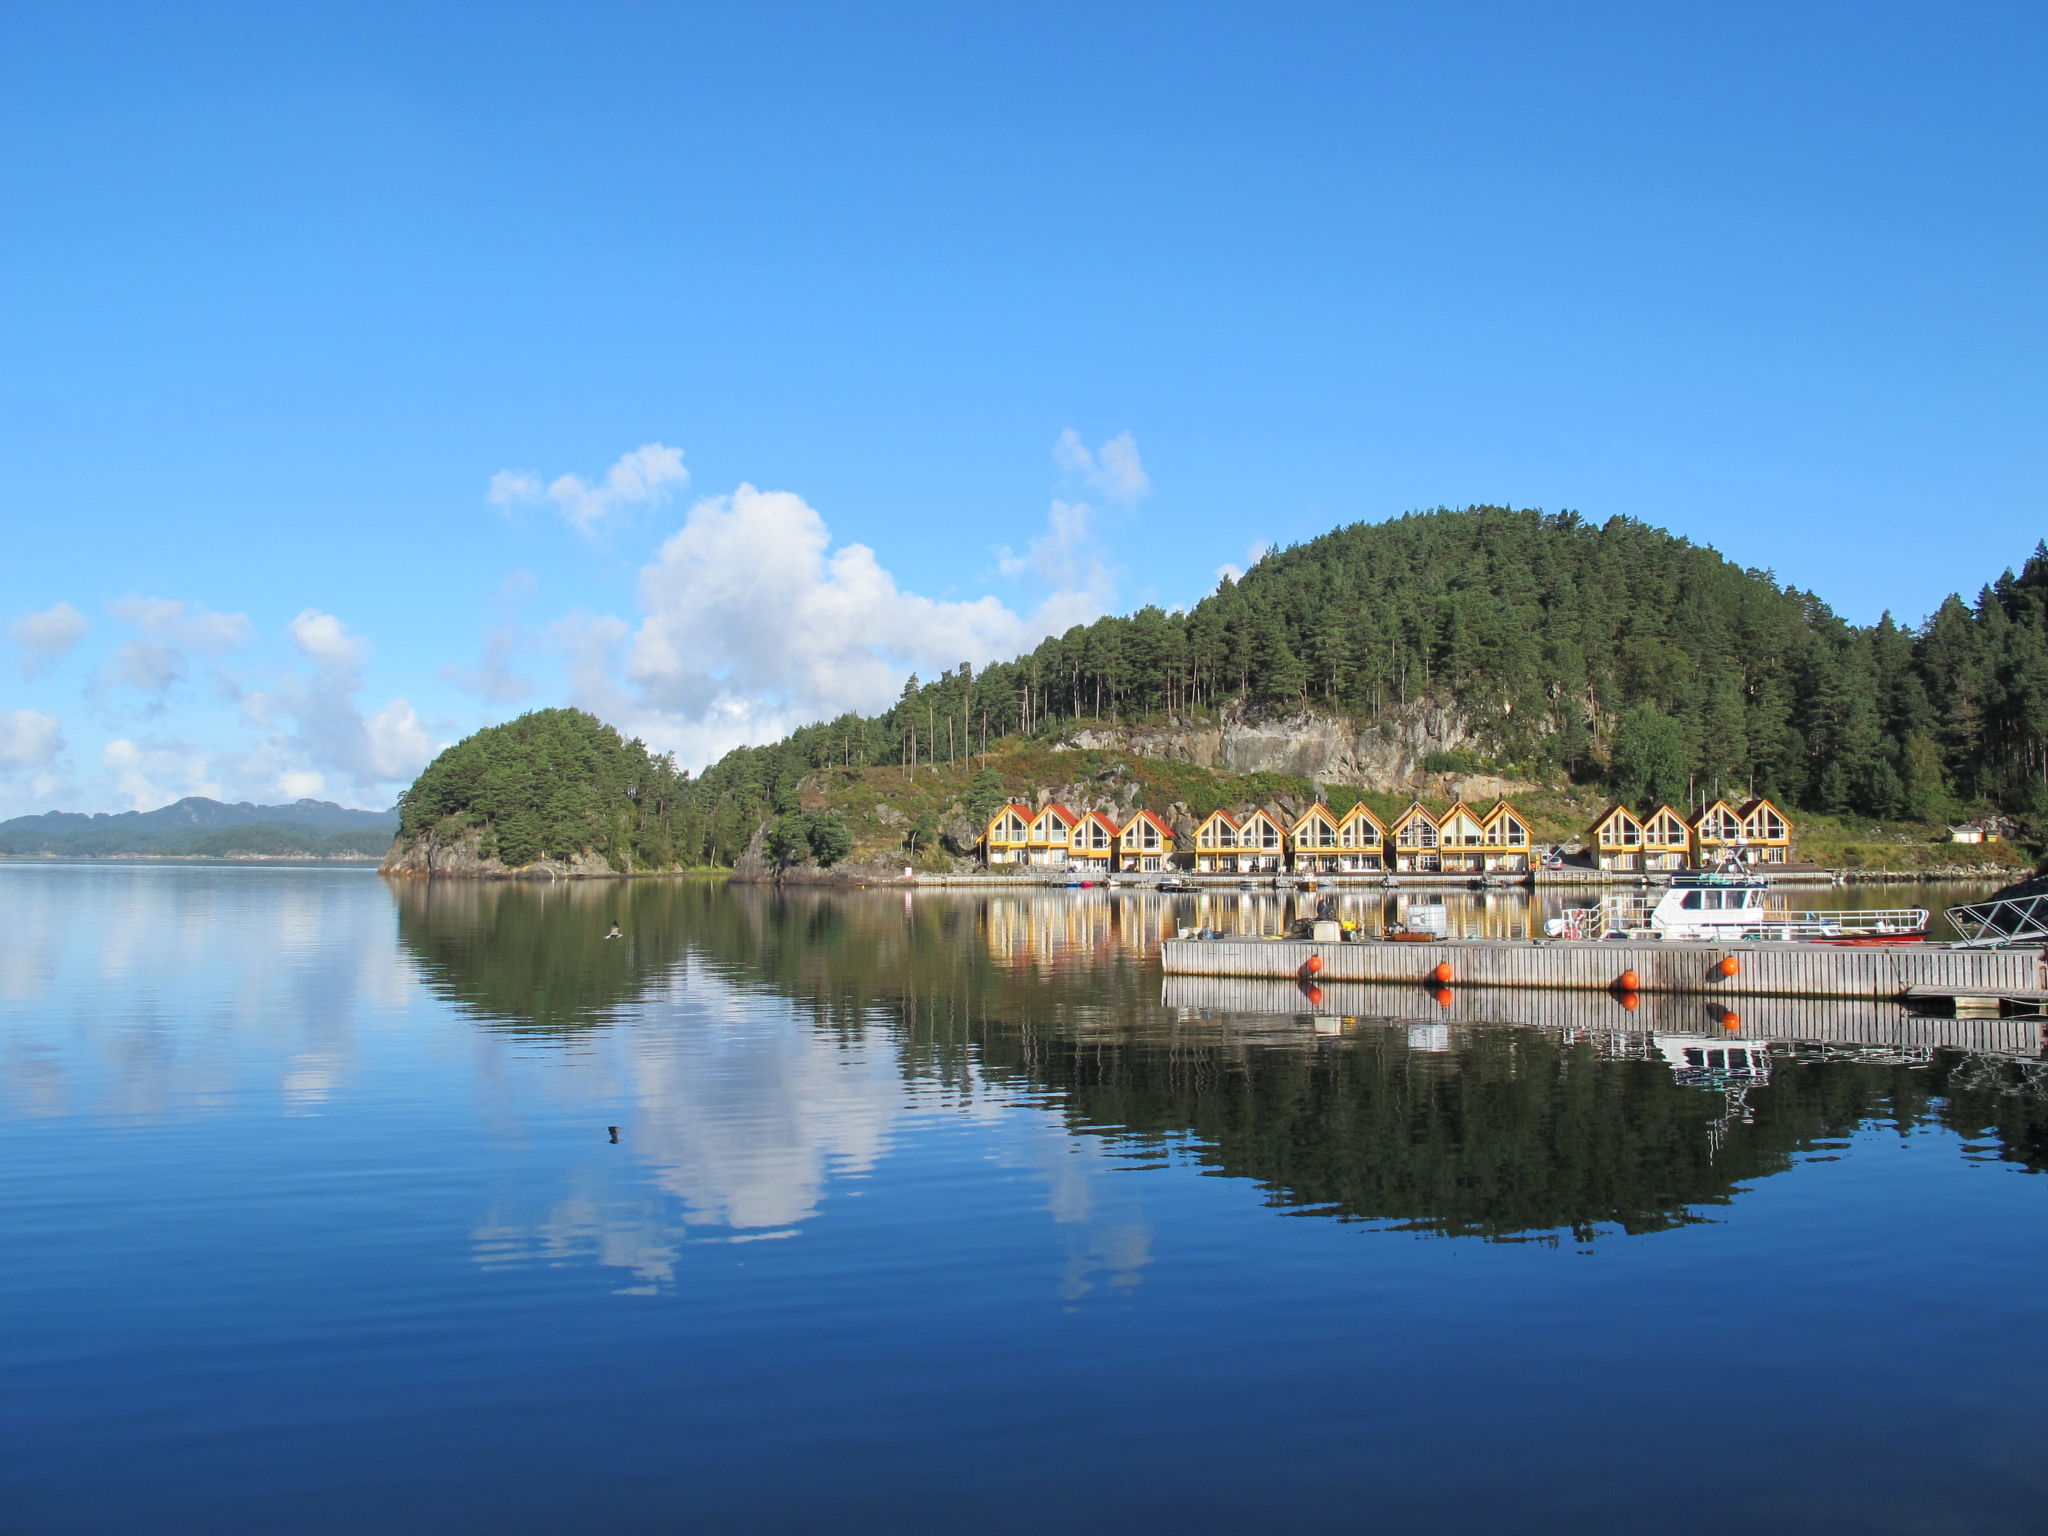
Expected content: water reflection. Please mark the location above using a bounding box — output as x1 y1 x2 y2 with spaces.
394 879 2048 1256
393 877 699 1037
0 863 405 1120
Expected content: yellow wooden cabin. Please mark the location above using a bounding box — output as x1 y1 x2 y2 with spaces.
1068 811 1119 872
1118 810 1175 872
1236 808 1288 873
1290 803 1342 873
1640 805 1691 870
1479 800 1532 873
1192 810 1241 873
1690 800 1745 867
1335 803 1388 873
1587 804 1645 871
1736 798 1792 864
1390 802 1441 873
982 803 1034 866
1025 803 1081 868
1435 801 1489 874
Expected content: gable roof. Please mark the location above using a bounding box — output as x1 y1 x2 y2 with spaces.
1389 801 1439 829
1081 811 1121 835
1337 801 1388 832
984 803 1034 836
1291 801 1338 831
1692 798 1741 830
1481 799 1529 826
1588 803 1641 835
1033 802 1081 827
1194 808 1241 830
1736 796 1789 823
1120 809 1174 837
1641 804 1690 839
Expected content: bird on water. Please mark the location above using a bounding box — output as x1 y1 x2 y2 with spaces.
605 922 621 940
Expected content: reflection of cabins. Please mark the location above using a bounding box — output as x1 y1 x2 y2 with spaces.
1119 810 1175 871
1390 802 1441 873
1480 800 1532 872
982 895 1120 967
981 804 1033 866
1069 811 1118 872
1336 803 1388 872
1691 798 1793 866
1435 801 1488 874
1237 808 1287 873
1193 810 1241 873
1291 803 1341 873
1025 803 1081 868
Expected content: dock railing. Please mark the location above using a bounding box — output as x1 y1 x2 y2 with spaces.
1947 890 2048 948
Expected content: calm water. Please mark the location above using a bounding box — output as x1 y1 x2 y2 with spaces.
2 866 2044 1535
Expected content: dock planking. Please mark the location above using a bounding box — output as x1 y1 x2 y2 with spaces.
1159 936 2047 1001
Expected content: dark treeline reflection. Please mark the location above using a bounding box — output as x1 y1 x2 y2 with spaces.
392 881 2048 1236
393 877 701 1037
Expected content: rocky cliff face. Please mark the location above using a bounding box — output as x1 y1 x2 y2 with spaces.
1055 701 1535 801
380 827 625 879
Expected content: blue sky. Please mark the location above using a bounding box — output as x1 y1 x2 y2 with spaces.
2 0 2042 813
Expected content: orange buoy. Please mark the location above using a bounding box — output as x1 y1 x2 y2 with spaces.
1721 1010 1741 1030
1619 991 1640 1012
1305 986 1324 1007
1305 954 1323 975
1433 987 1455 1007
1432 962 1454 984
1718 955 1741 977
1619 970 1640 992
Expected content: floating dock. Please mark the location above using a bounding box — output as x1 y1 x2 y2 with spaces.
1159 936 2046 1003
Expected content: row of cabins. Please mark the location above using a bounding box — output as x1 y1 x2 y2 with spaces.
1585 798 1793 872
982 799 1537 875
986 794 1802 876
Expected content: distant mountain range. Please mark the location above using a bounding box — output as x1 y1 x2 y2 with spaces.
0 797 399 858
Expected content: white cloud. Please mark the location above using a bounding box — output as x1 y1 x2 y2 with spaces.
0 710 64 771
487 470 544 507
1053 429 1150 502
997 498 1110 596
8 604 88 677
559 481 1104 767
0 710 69 816
439 629 534 704
99 737 222 812
288 608 369 670
488 443 688 531
264 610 435 802
102 597 252 698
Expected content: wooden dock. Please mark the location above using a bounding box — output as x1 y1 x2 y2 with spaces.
1159 936 2046 1002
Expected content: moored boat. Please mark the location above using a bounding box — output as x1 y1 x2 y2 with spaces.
1547 866 1928 945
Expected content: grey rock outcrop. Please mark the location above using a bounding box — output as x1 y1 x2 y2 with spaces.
1054 701 1533 796
380 827 624 879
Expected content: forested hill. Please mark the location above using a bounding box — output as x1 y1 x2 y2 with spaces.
676 507 2048 863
